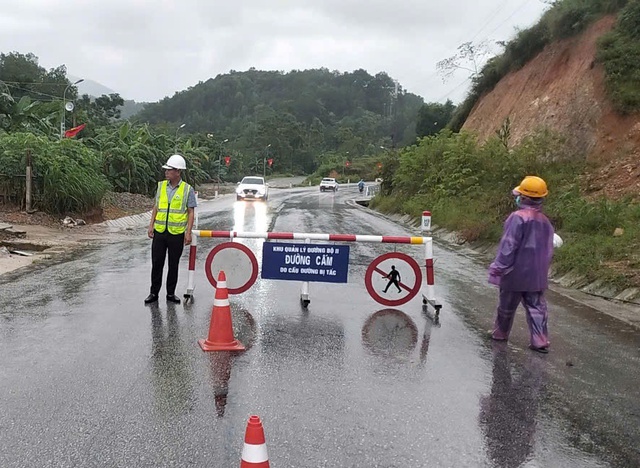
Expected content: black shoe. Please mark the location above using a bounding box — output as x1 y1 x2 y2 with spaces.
166 294 181 304
529 345 549 354
144 293 158 304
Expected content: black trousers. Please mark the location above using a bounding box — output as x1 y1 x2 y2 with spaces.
150 230 185 296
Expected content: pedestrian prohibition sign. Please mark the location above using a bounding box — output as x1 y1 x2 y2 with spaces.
205 242 258 294
365 252 423 307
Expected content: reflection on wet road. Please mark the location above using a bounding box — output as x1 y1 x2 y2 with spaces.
0 186 638 467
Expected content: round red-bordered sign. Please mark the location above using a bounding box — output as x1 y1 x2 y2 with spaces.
205 242 259 294
365 252 422 306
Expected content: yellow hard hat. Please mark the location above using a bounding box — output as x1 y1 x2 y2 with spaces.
513 176 548 198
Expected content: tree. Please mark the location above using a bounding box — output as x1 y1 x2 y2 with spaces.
415 100 456 138
436 41 492 83
136 68 425 175
0 52 71 101
75 93 124 136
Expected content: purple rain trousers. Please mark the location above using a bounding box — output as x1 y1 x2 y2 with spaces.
492 289 549 348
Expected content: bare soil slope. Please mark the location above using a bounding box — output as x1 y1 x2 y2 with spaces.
462 16 640 200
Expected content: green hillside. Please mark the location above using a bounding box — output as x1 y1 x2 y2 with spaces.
135 68 424 174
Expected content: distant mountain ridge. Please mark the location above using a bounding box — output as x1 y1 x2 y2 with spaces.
67 74 147 119
68 74 117 98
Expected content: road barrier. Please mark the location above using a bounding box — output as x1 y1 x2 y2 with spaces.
184 229 442 314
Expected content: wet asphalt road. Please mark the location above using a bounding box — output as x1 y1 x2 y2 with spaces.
1 186 639 468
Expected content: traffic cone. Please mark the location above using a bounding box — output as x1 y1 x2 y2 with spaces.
198 271 245 352
240 415 270 467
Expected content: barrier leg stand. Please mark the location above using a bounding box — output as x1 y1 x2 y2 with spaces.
184 232 198 305
300 238 311 309
421 237 442 320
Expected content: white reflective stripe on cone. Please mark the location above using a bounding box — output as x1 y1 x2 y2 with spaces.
217 280 227 289
241 443 269 463
213 298 229 307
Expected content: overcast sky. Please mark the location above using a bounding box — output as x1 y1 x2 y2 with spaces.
2 0 549 103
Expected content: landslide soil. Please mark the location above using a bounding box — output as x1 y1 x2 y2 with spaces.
462 16 640 201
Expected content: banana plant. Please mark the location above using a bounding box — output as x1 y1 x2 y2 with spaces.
0 94 54 135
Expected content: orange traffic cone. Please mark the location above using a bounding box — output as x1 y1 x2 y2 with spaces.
240 415 270 467
198 271 245 352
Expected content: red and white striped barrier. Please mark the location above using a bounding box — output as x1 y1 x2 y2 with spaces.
195 230 431 244
184 229 441 312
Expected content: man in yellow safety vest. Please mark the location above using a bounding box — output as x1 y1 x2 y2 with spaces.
144 154 197 305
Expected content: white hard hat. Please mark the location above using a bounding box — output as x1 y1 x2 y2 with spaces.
162 154 187 170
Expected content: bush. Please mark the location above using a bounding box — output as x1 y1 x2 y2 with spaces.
0 133 110 214
377 129 640 288
597 1 640 112
385 130 574 235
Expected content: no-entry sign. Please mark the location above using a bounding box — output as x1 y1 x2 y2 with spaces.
205 242 258 294
365 252 422 306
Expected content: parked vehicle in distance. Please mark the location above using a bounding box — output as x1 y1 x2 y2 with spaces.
319 178 339 192
236 176 268 201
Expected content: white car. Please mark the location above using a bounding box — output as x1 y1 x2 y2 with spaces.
236 176 268 201
319 177 339 192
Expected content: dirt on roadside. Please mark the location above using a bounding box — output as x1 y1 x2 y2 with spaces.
0 191 154 229
0 191 156 277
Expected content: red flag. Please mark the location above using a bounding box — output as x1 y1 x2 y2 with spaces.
224 156 231 167
267 158 273 167
345 161 351 168
64 124 86 138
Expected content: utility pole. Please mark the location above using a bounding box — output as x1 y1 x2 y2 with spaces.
216 138 229 198
60 79 83 140
263 144 271 178
174 123 186 152
25 149 33 213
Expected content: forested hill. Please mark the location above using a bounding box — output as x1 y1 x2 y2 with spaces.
134 68 423 173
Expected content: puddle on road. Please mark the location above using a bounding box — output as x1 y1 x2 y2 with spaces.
362 308 418 357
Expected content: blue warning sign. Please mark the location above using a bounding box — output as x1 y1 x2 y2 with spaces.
261 242 350 283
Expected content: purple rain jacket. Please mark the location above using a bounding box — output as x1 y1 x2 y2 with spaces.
488 199 554 292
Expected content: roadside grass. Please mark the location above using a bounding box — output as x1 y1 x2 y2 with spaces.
371 130 640 291
554 229 640 289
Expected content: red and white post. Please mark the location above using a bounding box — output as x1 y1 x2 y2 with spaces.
300 238 311 308
184 192 199 304
421 210 441 317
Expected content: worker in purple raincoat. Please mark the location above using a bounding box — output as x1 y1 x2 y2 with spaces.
488 176 554 353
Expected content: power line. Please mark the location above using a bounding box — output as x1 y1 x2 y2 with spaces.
467 0 512 43
423 0 539 96
0 80 69 86
481 0 536 40
3 83 61 101
436 78 471 102
428 0 538 103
